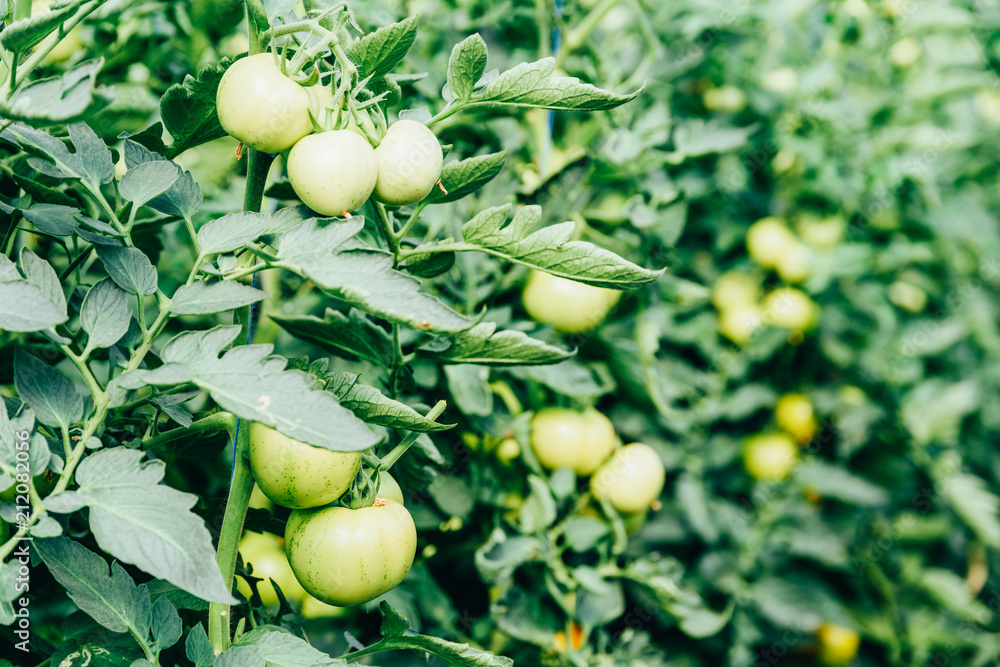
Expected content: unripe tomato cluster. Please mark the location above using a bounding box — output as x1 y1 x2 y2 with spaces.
529 408 665 516
743 392 818 480
246 424 415 607
216 54 443 216
522 270 622 333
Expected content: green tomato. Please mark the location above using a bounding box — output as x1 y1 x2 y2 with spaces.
377 470 405 505
286 499 417 606
300 593 347 619
717 302 763 345
762 288 817 331
522 270 622 333
372 120 443 206
216 53 313 153
774 393 818 443
236 531 306 607
530 407 618 475
711 271 759 311
745 217 796 269
287 130 378 216
591 443 665 513
743 433 798 481
248 423 361 509
817 623 860 666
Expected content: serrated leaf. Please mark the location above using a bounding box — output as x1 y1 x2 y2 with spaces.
68 124 115 187
184 624 215 667
14 350 83 429
324 371 453 432
0 408 40 491
232 625 346 666
196 211 274 255
424 150 507 204
444 364 492 417
19 247 66 315
160 59 231 158
270 308 393 367
418 322 572 366
22 203 81 236
4 121 109 188
347 16 418 80
150 597 182 651
45 491 86 513
216 645 265 667
274 218 471 333
400 248 454 277
447 34 488 102
122 140 203 219
380 601 410 637
118 160 180 207
2 59 109 124
472 57 641 112
136 326 379 452
793 461 889 507
0 0 82 52
35 537 152 637
31 515 62 537
262 0 297 20
81 279 130 350
95 245 157 296
0 281 66 331
940 472 1000 548
170 282 268 315
75 448 237 604
453 205 662 289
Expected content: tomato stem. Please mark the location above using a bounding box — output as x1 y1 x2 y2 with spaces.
379 400 448 471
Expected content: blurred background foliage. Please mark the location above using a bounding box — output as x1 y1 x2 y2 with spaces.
11 0 1000 665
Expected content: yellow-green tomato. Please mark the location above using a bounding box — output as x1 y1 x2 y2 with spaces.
522 270 622 333
377 470 405 505
248 483 272 511
287 130 378 216
775 393 818 443
529 407 618 475
717 303 763 345
286 499 417 606
775 241 813 283
216 53 313 153
300 594 347 619
372 120 443 206
711 271 759 311
236 531 306 607
590 443 665 513
817 623 860 666
762 288 817 330
746 217 797 269
248 423 361 509
743 433 798 481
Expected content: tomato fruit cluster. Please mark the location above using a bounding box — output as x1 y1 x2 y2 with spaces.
246 424 415 607
530 408 666 515
216 54 444 216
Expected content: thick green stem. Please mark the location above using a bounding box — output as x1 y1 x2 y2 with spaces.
143 412 235 449
374 202 400 257
209 423 253 654
554 0 620 69
380 401 448 471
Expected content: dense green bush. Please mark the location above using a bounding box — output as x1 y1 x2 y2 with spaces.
2 0 1000 666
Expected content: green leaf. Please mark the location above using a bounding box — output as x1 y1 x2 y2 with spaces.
0 0 82 52
270 308 393 367
443 364 492 417
196 211 275 255
939 471 1000 548
69 124 115 187
347 16 418 80
14 350 82 429
399 248 455 277
664 119 758 164
22 203 80 236
35 537 152 637
3 122 97 186
2 59 110 124
323 371 454 432
159 59 231 158
901 379 979 446
793 461 890 507
424 150 507 204
95 245 158 296
118 161 180 207
380 602 410 637
215 646 265 667
519 475 557 534
134 326 379 452
19 247 66 315
0 280 66 331
262 0 296 21
508 360 615 398
624 559 733 638
456 205 663 289
232 625 346 666
418 322 572 366
75 448 238 604
80 279 130 350
170 282 268 315
122 140 203 219
184 624 215 667
150 597 181 652
0 407 38 491
0 560 20 625
472 57 641 112
447 34 488 102
274 218 472 333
